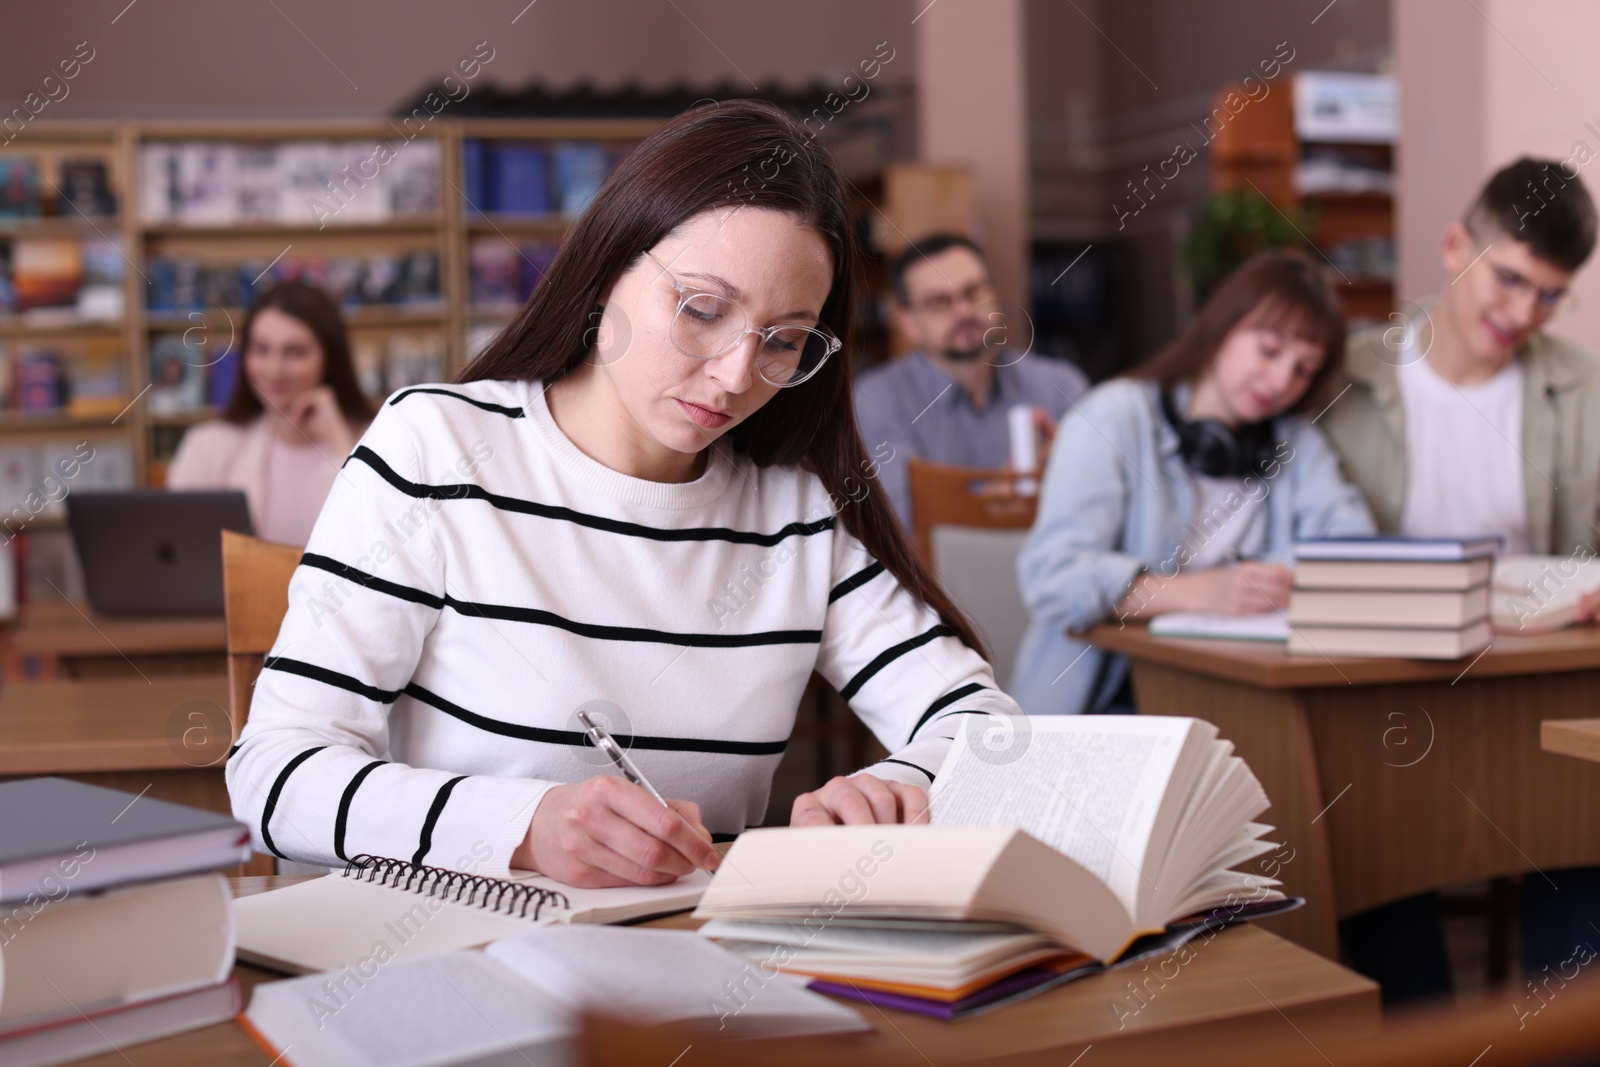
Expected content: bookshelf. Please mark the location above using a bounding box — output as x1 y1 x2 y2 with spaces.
1208 73 1396 327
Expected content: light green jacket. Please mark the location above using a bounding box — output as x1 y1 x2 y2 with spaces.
1320 299 1600 555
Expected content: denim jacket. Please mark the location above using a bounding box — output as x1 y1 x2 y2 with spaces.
1008 378 1376 715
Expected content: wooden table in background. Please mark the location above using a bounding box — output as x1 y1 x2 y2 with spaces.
1084 623 1600 959
0 672 241 820
5 598 225 679
55 875 1378 1067
1542 718 1600 763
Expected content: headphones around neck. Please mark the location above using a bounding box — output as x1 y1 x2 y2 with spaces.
1159 390 1280 479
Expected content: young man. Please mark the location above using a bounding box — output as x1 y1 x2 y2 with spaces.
1323 156 1600 556
1322 156 1600 1002
853 234 1090 528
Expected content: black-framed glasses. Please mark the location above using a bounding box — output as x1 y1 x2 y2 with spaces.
643 251 840 387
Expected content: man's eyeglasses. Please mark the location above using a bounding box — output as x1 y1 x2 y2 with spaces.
907 279 994 316
1465 229 1574 314
643 251 839 388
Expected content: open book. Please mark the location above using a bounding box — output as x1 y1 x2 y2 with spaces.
234 854 711 974
695 716 1289 964
243 926 868 1067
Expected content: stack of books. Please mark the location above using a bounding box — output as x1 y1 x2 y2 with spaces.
694 716 1300 1018
1288 536 1499 659
0 777 253 1067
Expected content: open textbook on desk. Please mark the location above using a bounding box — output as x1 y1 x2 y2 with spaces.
695 715 1298 1014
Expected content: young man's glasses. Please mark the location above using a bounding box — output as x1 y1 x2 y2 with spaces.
1466 228 1575 314
643 251 840 388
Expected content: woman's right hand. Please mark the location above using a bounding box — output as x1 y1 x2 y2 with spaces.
512 776 720 888
1117 561 1294 620
1187 561 1294 615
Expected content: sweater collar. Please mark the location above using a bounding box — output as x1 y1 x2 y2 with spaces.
522 381 736 510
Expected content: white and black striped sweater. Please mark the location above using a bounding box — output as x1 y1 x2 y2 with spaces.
226 379 1017 875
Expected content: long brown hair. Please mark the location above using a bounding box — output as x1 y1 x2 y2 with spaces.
1130 248 1347 414
459 99 984 653
224 280 374 425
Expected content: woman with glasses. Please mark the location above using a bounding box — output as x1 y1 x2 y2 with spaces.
227 100 1019 888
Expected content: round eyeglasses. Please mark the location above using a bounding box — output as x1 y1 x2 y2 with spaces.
643 251 840 387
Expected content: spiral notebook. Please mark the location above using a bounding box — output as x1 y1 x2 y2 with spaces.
235 854 712 975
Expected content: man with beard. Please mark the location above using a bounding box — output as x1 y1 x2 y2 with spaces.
853 234 1090 528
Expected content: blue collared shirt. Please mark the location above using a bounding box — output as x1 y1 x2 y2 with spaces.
853 350 1091 527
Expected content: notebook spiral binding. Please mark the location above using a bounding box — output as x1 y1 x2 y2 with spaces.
342 854 571 921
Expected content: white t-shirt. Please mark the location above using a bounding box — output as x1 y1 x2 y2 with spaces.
1183 472 1268 570
1397 349 1529 554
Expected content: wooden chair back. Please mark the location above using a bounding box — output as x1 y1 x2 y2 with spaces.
221 530 302 738
906 458 1039 564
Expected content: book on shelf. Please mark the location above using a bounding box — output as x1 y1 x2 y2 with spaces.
56 158 117 217
140 139 439 227
553 141 611 217
64 336 128 418
387 138 441 215
145 251 442 312
76 236 124 320
147 334 207 414
234 853 713 974
0 158 41 218
10 238 81 313
13 348 65 412
242 925 868 1067
489 141 551 215
694 715 1295 1014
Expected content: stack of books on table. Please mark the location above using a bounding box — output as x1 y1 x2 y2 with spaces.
694 715 1301 1019
0 777 252 1067
1288 536 1500 659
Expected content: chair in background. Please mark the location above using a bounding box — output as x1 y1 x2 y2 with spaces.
220 530 303 875
907 459 1039 689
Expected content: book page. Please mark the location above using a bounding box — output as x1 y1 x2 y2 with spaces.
246 951 571 1067
929 716 1197 913
486 926 870 1037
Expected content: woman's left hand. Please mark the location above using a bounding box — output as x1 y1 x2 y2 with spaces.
284 385 357 455
791 774 929 826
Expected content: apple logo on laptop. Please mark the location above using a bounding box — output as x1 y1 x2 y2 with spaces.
155 541 177 565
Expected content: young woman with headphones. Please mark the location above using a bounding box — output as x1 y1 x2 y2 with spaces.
1009 249 1377 716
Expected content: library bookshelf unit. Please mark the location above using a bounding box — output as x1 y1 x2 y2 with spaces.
1207 75 1395 327
0 117 666 507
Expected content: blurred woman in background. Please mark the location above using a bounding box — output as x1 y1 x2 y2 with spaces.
166 280 373 545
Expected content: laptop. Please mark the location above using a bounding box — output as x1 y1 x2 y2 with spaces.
67 490 254 616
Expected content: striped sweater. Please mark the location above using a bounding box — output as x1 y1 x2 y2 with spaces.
226 379 1017 875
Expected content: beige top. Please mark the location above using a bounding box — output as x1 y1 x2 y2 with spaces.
1321 298 1600 555
165 416 346 546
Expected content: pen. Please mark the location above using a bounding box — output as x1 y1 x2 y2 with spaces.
576 709 718 871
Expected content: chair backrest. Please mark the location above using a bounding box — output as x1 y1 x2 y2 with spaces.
906 459 1038 564
221 530 302 737
929 525 1031 690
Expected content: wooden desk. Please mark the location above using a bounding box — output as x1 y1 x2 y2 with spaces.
54 875 1379 1067
6 598 226 679
0 673 236 819
1542 718 1600 763
1085 623 1600 958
